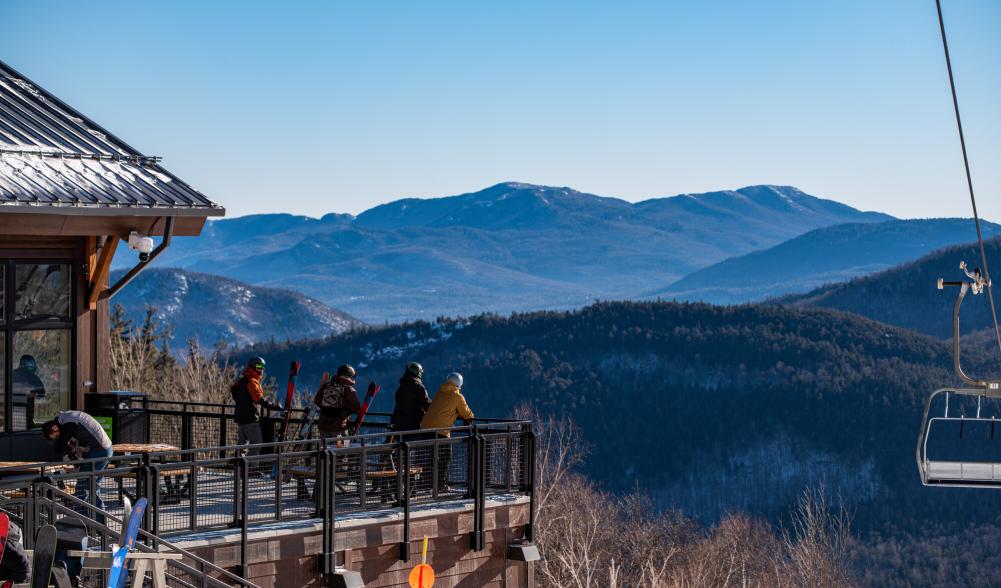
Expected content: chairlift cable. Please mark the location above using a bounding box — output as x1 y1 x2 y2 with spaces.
934 0 1001 359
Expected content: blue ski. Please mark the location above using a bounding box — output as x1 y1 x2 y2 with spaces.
108 497 147 588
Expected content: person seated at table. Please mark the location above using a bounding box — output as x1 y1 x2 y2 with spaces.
12 354 45 430
41 411 114 522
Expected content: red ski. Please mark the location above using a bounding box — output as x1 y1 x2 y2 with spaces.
277 360 301 443
352 382 380 435
0 511 9 567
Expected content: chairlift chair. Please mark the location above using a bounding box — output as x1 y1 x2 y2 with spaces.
916 263 1001 487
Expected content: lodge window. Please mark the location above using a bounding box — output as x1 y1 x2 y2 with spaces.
1 261 74 432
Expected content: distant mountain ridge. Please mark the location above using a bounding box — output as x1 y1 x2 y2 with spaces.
121 182 890 322
112 268 362 348
782 237 1001 340
653 218 1001 304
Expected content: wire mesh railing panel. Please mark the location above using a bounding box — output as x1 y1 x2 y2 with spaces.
148 411 183 448
361 444 400 510
150 459 238 534
328 444 365 513
230 456 314 524
190 414 227 460
483 432 524 494
402 436 471 505
276 451 320 520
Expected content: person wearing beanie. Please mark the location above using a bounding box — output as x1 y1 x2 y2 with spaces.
419 372 475 493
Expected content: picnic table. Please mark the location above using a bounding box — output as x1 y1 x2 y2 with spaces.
112 443 180 455
0 462 75 499
0 461 73 475
110 444 186 503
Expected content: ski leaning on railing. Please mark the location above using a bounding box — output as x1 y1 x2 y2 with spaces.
276 360 302 443
278 371 326 482
353 382 381 435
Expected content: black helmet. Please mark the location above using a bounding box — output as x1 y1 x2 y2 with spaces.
337 364 356 378
19 355 37 373
406 362 423 378
247 356 266 372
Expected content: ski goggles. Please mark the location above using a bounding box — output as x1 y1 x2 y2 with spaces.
252 363 265 372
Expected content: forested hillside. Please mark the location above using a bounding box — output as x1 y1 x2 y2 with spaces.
243 300 1001 539
785 237 1001 340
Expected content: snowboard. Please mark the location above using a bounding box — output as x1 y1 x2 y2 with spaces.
31 524 57 588
55 517 88 583
50 561 71 588
108 497 147 588
352 382 380 435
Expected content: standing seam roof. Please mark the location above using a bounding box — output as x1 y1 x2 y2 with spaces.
0 59 223 214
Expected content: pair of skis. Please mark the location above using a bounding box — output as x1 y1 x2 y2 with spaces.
275 361 381 442
274 361 380 484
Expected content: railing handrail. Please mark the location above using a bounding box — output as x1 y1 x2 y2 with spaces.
1 421 535 582
33 482 259 588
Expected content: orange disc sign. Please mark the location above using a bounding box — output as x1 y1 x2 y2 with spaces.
408 563 435 588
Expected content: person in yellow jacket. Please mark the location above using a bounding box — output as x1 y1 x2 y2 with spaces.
419 372 474 494
420 372 474 437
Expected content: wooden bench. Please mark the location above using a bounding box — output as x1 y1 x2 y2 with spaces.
286 465 424 501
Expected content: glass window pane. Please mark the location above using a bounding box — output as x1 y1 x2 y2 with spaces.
12 330 70 431
0 264 5 323
0 334 5 432
15 263 71 322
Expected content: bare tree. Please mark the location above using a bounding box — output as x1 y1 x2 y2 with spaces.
782 486 854 588
518 405 858 588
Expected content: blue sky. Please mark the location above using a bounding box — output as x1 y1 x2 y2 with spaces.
2 0 999 220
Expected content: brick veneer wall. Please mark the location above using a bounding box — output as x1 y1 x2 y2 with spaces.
176 497 535 588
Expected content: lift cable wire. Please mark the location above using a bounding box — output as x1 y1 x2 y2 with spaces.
934 0 1001 360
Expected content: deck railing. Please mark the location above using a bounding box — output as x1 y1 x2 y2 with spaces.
0 410 535 580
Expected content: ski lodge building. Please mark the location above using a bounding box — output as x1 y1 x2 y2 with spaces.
0 59 538 587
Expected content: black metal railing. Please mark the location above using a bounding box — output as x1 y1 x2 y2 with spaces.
0 410 535 582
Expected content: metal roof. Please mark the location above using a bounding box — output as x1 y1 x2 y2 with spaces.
0 59 224 216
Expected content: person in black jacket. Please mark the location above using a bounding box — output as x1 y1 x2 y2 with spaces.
390 362 430 435
0 518 30 584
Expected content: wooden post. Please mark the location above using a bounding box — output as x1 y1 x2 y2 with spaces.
88 235 119 309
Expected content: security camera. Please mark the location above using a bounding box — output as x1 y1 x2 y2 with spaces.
128 232 155 263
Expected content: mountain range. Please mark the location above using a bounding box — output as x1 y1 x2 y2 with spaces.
111 268 361 348
120 182 891 322
652 218 1001 305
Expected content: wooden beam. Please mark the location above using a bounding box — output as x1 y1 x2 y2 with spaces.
88 236 119 309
